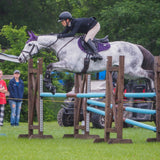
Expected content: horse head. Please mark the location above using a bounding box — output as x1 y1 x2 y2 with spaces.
18 31 58 63
18 31 40 63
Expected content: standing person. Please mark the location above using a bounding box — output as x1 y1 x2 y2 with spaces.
57 11 103 61
0 70 8 127
8 70 24 126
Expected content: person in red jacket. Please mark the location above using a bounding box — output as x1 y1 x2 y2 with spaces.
0 70 8 126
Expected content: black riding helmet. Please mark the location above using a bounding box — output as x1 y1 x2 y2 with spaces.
58 11 72 22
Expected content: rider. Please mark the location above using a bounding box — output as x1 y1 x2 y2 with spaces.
57 11 103 61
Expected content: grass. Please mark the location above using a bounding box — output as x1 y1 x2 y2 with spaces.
0 122 160 160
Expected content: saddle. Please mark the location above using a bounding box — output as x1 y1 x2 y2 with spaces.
78 35 110 56
93 35 110 43
78 36 110 73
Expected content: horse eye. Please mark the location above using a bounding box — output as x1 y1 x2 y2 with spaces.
28 43 32 46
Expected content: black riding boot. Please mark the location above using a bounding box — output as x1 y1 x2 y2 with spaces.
87 39 103 61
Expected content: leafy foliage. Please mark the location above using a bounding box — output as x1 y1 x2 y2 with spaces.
100 0 160 55
0 24 74 122
0 0 160 122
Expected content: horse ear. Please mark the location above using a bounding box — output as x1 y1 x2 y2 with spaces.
31 31 38 40
27 31 32 37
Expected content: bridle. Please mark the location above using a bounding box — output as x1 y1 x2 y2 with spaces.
21 43 39 62
21 36 75 61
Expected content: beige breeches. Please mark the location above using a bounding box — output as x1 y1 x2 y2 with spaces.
85 22 100 42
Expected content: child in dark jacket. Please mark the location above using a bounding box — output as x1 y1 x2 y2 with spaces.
8 70 24 126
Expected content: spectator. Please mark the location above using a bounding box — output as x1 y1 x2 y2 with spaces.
8 70 24 126
0 70 8 127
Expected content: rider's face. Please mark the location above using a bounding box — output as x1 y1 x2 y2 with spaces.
61 19 70 27
61 20 66 26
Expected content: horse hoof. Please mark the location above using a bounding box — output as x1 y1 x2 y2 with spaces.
50 86 56 95
43 78 51 83
44 71 51 79
98 57 103 60
44 82 56 94
91 55 102 61
96 55 103 60
91 57 97 62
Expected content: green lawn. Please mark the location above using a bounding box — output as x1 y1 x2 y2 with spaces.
0 122 160 160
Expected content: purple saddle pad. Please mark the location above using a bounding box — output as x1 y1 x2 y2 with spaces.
78 38 110 53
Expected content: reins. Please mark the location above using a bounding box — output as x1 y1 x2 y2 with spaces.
56 37 75 59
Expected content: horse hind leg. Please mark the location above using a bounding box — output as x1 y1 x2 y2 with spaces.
132 68 154 90
147 70 155 91
147 70 154 81
43 61 69 94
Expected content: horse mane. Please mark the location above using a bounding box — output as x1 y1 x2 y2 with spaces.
39 34 58 36
39 34 80 39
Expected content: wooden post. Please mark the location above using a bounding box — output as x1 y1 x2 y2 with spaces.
18 58 53 139
108 56 132 144
63 74 99 139
94 56 132 143
147 56 160 142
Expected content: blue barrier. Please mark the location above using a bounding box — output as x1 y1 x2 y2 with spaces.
76 93 105 98
40 92 156 98
87 106 156 132
87 100 156 115
124 92 156 98
87 100 105 108
87 106 105 116
40 93 67 98
125 106 156 115
124 118 156 132
0 133 6 136
40 92 105 98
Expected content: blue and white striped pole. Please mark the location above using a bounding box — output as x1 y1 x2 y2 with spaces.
86 106 156 132
87 100 156 115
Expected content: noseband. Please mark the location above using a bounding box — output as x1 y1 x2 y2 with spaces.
21 44 39 62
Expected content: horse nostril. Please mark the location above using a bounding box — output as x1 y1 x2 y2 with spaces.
18 57 21 62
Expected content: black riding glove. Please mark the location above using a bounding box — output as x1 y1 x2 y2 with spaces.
57 34 63 38
47 63 53 70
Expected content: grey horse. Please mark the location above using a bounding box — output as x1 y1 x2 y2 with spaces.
18 31 154 93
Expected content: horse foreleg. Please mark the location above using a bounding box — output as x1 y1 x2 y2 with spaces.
43 70 56 94
47 61 69 72
44 61 69 94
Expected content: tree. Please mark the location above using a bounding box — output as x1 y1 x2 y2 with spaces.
0 24 72 122
0 0 160 121
100 0 160 55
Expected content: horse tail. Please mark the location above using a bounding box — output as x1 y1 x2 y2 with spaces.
137 45 154 71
